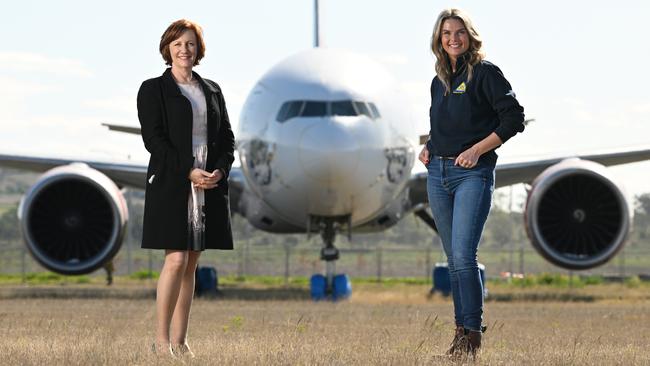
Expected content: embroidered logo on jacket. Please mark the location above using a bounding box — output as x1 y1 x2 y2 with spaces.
453 82 466 94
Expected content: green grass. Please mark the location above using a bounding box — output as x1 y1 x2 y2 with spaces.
625 275 642 288
0 272 647 292
352 276 430 286
220 275 309 286
0 272 90 284
488 273 609 288
127 269 160 280
0 205 11 216
217 275 431 287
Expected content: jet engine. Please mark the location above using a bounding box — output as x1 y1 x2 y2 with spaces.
525 159 629 270
18 164 128 275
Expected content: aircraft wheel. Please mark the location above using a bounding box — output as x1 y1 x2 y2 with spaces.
310 274 326 300
332 274 352 300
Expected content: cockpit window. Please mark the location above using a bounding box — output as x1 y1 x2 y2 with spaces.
331 101 356 116
353 101 371 118
276 101 304 122
368 102 381 118
276 102 291 122
276 100 381 122
302 101 327 117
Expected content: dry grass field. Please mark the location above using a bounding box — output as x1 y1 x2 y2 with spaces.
0 283 649 365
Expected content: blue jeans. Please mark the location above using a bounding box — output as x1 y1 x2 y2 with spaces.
426 157 494 331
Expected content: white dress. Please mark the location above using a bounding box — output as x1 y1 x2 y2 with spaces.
177 80 208 251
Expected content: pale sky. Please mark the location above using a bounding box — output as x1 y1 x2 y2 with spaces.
1 0 649 203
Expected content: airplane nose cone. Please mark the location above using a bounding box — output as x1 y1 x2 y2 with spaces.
299 120 360 184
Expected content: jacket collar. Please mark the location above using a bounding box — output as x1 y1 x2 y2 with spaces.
160 68 220 98
449 52 470 76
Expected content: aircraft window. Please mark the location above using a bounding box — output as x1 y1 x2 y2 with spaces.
286 101 304 120
277 101 305 122
369 102 381 118
276 102 291 122
277 100 379 122
354 101 372 118
302 101 327 117
331 101 357 116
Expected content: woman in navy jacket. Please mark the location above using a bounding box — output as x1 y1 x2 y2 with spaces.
137 19 235 357
418 8 525 358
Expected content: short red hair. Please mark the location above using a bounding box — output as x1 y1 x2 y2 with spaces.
159 19 206 66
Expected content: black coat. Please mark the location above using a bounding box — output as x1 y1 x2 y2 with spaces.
137 68 235 250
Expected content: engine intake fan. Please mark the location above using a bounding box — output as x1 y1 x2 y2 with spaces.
18 164 128 275
525 159 629 270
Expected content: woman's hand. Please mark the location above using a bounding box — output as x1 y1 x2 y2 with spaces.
455 132 503 169
189 168 223 189
455 146 480 168
211 169 224 185
418 146 430 166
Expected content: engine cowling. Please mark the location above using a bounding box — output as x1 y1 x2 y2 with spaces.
525 159 629 270
18 164 128 275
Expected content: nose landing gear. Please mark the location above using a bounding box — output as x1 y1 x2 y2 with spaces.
309 216 352 301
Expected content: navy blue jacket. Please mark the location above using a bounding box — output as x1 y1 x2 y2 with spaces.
427 55 525 165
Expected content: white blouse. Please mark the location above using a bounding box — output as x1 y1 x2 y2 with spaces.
177 81 207 148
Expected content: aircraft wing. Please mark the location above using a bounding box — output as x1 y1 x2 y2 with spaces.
101 123 141 135
0 153 148 188
0 153 244 213
408 145 650 206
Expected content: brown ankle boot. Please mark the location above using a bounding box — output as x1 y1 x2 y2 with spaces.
467 329 482 356
446 326 465 356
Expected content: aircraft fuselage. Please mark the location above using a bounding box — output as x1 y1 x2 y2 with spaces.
237 48 417 232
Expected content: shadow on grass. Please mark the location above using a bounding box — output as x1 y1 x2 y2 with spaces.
487 292 597 302
0 287 156 300
1 286 604 302
204 286 312 301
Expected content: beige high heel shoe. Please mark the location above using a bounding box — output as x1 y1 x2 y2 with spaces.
171 343 196 358
151 342 173 356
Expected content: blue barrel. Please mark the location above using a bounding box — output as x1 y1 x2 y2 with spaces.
432 263 451 296
195 266 218 296
432 262 487 297
332 274 352 300
310 274 327 300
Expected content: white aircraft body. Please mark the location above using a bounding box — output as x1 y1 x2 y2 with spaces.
2 1 650 298
237 48 416 233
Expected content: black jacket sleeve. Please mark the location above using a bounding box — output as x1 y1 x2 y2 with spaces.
137 79 192 177
213 89 236 178
481 64 525 143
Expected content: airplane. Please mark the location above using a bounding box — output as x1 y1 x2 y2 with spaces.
2 1 650 299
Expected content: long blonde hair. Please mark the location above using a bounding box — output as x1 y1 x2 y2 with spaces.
431 8 485 95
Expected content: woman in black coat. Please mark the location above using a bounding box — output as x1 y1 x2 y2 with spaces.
137 19 235 357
